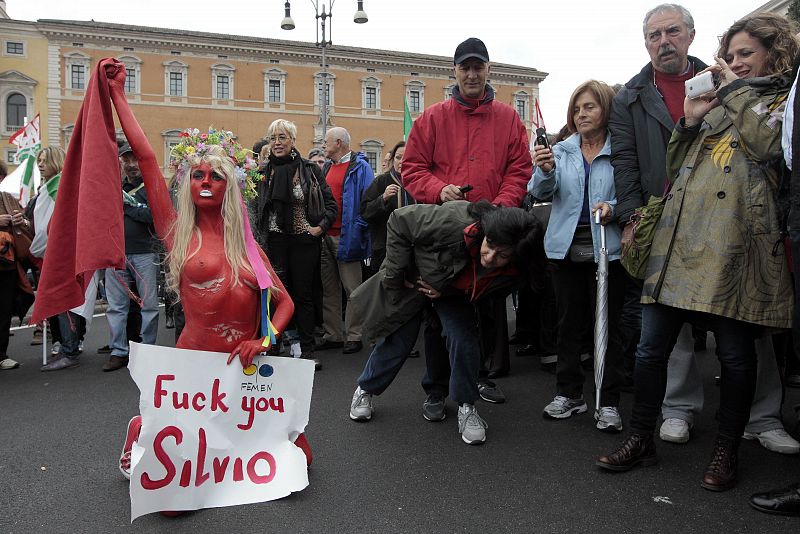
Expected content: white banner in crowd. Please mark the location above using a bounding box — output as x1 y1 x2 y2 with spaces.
127 343 315 521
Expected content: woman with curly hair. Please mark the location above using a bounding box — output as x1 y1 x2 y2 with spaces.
598 12 798 492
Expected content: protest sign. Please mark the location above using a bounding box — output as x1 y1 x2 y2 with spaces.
127 343 315 520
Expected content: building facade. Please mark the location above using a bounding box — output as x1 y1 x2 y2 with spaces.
2 13 546 173
0 14 49 166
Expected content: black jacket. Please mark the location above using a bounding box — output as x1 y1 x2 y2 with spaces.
610 56 708 227
122 179 158 254
252 158 337 244
359 171 415 253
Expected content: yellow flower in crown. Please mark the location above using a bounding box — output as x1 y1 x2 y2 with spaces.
169 127 264 201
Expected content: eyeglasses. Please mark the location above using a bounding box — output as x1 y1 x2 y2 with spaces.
268 134 291 143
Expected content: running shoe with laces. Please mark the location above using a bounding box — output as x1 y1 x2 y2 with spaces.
349 386 373 421
543 395 587 419
595 406 623 432
50 341 61 356
478 380 506 403
119 415 142 480
422 393 446 422
458 404 488 444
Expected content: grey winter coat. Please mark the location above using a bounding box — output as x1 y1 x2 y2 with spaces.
610 56 708 227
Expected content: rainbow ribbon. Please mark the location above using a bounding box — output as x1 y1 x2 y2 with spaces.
260 289 278 348
240 199 277 349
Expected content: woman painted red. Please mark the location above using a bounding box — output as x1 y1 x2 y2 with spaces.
103 62 311 482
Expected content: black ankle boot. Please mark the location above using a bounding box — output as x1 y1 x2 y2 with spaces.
596 433 658 471
701 435 739 492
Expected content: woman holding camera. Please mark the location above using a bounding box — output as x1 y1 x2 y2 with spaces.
531 80 625 432
597 13 798 491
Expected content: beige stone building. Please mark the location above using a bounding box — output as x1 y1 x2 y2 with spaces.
0 8 49 166
2 9 546 173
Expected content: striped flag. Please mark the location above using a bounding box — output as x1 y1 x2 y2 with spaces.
3 115 42 206
530 98 548 149
532 98 546 131
404 96 413 141
29 171 60 260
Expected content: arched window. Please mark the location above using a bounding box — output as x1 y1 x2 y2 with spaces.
6 92 25 128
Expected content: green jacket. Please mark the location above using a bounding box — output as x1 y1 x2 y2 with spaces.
350 201 521 343
642 75 793 329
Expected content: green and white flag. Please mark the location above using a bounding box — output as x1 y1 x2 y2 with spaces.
29 171 60 260
404 96 413 141
1 114 41 206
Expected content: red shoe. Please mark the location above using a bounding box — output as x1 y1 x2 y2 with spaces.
294 433 313 466
120 415 142 480
160 511 185 517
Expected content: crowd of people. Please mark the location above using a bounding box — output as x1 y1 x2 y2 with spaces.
1 2 799 517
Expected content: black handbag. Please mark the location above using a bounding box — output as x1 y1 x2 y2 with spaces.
568 225 594 262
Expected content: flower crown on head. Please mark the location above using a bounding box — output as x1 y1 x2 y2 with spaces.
169 127 262 201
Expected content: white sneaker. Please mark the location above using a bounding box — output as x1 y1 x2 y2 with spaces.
743 429 800 455
543 395 587 419
458 403 488 445
50 341 61 356
659 418 691 443
595 406 623 432
290 342 302 358
0 358 20 370
349 386 373 421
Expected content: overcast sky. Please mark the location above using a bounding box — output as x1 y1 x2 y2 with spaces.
11 0 763 130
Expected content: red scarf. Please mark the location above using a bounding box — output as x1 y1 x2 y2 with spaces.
31 59 125 322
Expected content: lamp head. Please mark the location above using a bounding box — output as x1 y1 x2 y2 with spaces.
354 0 368 23
281 1 296 30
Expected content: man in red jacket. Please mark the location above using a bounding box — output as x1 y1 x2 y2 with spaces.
403 37 532 419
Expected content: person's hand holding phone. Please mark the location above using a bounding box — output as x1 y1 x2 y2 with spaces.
440 184 464 203
533 144 555 173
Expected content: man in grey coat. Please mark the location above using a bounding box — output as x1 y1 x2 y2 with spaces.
610 3 798 453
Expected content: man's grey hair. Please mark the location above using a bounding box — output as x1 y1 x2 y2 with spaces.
327 127 351 148
642 3 694 36
308 147 325 158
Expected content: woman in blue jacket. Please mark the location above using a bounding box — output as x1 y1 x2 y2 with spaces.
530 80 625 432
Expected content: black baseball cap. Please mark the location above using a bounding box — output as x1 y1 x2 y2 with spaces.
454 37 489 65
118 143 133 157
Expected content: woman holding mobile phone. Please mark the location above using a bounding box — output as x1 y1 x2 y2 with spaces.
530 80 625 432
598 13 798 492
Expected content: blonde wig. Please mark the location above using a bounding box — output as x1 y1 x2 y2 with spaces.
166 144 253 298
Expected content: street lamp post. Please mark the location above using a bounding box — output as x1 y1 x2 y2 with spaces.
280 1 368 140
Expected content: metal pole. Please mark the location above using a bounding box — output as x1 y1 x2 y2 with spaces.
321 36 328 138
42 320 47 366
319 2 330 139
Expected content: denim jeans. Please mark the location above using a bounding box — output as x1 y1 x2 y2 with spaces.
105 253 160 357
358 312 423 394
360 295 481 404
57 311 84 360
631 303 757 439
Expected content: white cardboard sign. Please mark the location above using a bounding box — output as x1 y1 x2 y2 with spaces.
127 343 315 520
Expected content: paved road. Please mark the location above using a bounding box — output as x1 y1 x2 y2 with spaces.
1 310 799 533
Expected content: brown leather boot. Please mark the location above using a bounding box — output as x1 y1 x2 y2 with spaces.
701 436 738 492
596 433 658 471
